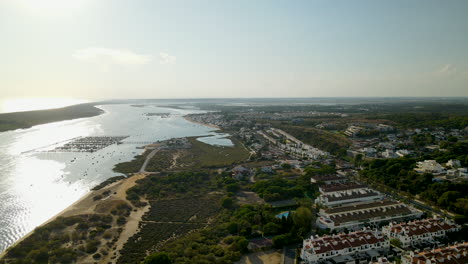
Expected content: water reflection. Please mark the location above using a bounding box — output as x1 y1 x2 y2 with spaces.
0 104 232 252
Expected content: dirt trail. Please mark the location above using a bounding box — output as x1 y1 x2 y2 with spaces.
103 198 150 264
140 148 159 173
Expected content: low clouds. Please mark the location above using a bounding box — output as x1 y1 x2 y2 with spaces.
159 52 176 65
73 47 152 67
434 64 457 77
73 48 176 70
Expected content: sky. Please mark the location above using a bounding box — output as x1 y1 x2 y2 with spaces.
1 0 468 102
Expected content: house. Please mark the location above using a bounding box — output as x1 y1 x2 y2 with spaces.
446 168 468 179
260 166 274 174
359 147 377 157
382 218 460 248
301 230 389 264
381 149 398 159
414 160 446 175
371 257 391 264
231 165 251 180
401 242 468 264
446 159 461 168
376 124 395 132
396 149 411 157
344 126 364 137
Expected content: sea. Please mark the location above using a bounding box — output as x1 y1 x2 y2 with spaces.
0 103 232 253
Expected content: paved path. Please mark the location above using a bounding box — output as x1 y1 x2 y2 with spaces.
283 246 296 264
139 148 159 173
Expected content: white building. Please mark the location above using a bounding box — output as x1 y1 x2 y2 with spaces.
446 159 461 168
301 230 389 264
344 126 363 137
446 167 468 179
414 160 446 175
401 242 468 264
396 149 411 157
316 200 422 231
381 149 398 159
311 175 347 185
382 218 460 248
315 187 383 207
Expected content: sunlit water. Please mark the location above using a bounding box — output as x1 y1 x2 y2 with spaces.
0 104 232 253
0 97 88 113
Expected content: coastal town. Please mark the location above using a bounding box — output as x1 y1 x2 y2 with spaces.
1 102 468 264
183 107 468 264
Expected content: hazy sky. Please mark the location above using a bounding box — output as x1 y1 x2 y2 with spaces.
1 0 468 101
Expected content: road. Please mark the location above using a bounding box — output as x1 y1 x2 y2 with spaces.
139 148 159 173
283 246 296 264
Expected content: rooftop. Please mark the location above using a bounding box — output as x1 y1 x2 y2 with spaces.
388 218 459 237
324 189 381 202
406 242 468 264
320 182 367 193
323 200 399 215
303 230 386 255
330 204 412 225
311 174 347 183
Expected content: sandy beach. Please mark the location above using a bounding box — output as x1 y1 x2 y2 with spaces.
183 115 220 130
0 173 150 261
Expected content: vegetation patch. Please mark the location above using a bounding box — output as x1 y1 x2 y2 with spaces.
113 152 148 174
276 124 351 155
2 212 130 264
175 137 250 169
92 176 126 191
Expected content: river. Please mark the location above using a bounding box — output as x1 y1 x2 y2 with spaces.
0 103 231 253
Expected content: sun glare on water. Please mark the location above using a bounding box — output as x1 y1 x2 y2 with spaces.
0 98 88 113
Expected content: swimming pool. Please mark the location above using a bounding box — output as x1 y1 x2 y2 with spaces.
275 211 293 219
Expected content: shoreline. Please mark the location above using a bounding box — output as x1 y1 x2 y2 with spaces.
0 187 97 258
0 103 104 133
183 115 221 130
0 173 149 260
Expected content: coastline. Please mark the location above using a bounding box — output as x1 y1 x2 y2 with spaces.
183 115 220 130
0 188 96 258
0 173 149 260
0 103 104 133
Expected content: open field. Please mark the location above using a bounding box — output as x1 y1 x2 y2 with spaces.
236 249 282 264
276 124 351 154
117 195 222 264
174 137 250 169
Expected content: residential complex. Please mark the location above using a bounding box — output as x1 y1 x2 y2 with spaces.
301 230 389 264
401 242 468 264
317 200 422 231
382 218 460 248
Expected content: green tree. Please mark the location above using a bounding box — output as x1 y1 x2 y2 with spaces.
292 207 314 234
390 238 402 248
354 154 363 167
221 197 234 209
437 191 461 207
143 252 172 264
272 233 292 248
263 222 281 235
